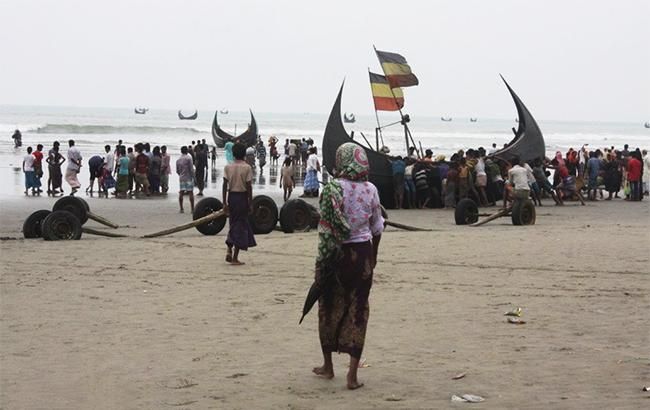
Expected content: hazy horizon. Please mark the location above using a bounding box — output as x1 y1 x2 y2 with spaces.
1 0 648 123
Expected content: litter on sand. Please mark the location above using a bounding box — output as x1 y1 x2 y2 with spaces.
451 394 485 403
452 372 466 380
643 386 649 392
504 307 523 317
507 317 526 325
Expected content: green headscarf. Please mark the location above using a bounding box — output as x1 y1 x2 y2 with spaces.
335 142 370 181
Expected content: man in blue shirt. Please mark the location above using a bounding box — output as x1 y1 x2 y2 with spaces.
586 151 601 200
391 156 406 208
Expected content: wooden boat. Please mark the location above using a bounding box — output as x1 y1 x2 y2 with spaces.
343 113 356 123
470 118 477 122
178 110 198 120
134 107 148 114
322 83 396 208
644 122 650 129
211 109 258 148
489 75 545 164
441 117 452 122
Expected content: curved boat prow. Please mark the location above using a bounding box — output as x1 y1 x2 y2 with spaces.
322 82 395 207
489 75 545 164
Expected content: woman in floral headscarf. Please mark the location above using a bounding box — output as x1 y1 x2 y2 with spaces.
311 142 384 390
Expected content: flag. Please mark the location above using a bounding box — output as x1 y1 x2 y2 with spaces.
375 49 419 88
369 72 404 111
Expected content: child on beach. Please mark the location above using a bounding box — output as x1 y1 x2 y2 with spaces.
279 157 295 202
223 143 256 265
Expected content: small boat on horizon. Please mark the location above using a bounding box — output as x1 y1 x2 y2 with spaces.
178 110 198 120
344 113 356 123
441 117 452 122
220 108 229 114
470 118 477 122
644 121 650 128
134 107 148 114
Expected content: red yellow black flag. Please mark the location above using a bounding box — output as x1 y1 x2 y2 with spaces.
369 72 404 111
375 49 419 88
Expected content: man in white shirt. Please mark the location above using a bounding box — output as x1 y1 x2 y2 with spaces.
65 139 82 194
288 141 298 165
505 156 530 207
104 144 115 174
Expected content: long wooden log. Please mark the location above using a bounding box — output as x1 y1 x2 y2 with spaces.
87 212 119 229
142 210 226 238
82 227 129 238
384 220 432 232
470 208 510 227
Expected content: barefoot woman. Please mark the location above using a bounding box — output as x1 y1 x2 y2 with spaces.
312 142 384 389
223 143 256 265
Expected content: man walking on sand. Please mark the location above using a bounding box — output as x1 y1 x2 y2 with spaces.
176 146 195 213
65 139 82 195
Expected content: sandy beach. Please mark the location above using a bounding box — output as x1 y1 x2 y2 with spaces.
0 193 648 409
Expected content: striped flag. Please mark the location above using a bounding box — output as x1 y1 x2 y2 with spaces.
370 72 404 111
375 49 419 88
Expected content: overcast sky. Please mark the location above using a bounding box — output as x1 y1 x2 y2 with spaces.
1 0 648 121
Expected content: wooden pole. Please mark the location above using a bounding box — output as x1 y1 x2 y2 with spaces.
384 220 432 232
142 210 226 238
470 208 510 227
82 227 128 238
87 212 119 229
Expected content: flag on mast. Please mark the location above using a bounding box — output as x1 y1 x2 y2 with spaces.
369 72 404 111
375 49 419 88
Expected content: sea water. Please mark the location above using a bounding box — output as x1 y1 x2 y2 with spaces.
1 105 648 198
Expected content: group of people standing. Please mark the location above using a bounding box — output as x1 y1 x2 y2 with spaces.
388 144 648 209
22 141 69 196
20 138 219 212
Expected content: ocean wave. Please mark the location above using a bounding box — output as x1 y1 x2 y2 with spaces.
31 124 204 135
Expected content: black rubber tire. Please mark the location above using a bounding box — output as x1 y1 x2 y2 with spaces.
511 199 536 225
77 197 90 211
53 196 89 225
455 198 479 225
42 210 82 241
193 197 227 235
249 195 279 234
307 203 320 229
279 199 312 233
22 210 51 238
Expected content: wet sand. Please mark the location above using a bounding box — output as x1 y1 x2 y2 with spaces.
1 194 649 409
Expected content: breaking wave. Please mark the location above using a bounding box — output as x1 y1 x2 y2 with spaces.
31 124 204 135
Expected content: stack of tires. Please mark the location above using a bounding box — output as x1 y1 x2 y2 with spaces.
23 196 87 240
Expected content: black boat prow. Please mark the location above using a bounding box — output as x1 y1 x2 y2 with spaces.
211 109 258 148
322 83 395 208
178 110 198 120
489 75 545 164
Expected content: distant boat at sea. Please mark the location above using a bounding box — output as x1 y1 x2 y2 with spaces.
220 108 229 114
344 113 356 123
645 121 650 128
134 107 148 114
470 118 477 122
441 117 452 122
178 110 198 120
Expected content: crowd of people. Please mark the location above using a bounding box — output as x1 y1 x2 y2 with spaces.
388 144 649 209
20 138 218 212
